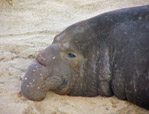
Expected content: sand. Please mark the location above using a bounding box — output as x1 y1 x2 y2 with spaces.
0 0 149 114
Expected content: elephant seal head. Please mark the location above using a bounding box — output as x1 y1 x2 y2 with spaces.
21 22 112 101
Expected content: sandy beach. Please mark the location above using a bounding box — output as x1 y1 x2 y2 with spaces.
0 0 149 114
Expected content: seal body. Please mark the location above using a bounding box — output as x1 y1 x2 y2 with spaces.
21 5 149 109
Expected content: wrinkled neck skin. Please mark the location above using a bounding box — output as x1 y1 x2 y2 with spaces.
67 39 101 97
80 41 112 97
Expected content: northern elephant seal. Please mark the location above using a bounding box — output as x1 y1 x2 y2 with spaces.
21 5 149 109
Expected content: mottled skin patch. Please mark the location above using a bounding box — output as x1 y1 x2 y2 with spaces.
21 5 149 109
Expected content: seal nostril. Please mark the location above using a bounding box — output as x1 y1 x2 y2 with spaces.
36 57 46 66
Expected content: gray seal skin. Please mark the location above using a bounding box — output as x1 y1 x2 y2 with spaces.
21 5 149 109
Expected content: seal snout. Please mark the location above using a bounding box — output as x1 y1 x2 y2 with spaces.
21 80 46 101
21 60 50 101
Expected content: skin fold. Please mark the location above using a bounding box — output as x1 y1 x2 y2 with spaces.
21 5 149 109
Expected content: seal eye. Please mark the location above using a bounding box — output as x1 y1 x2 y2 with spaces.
67 53 76 58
